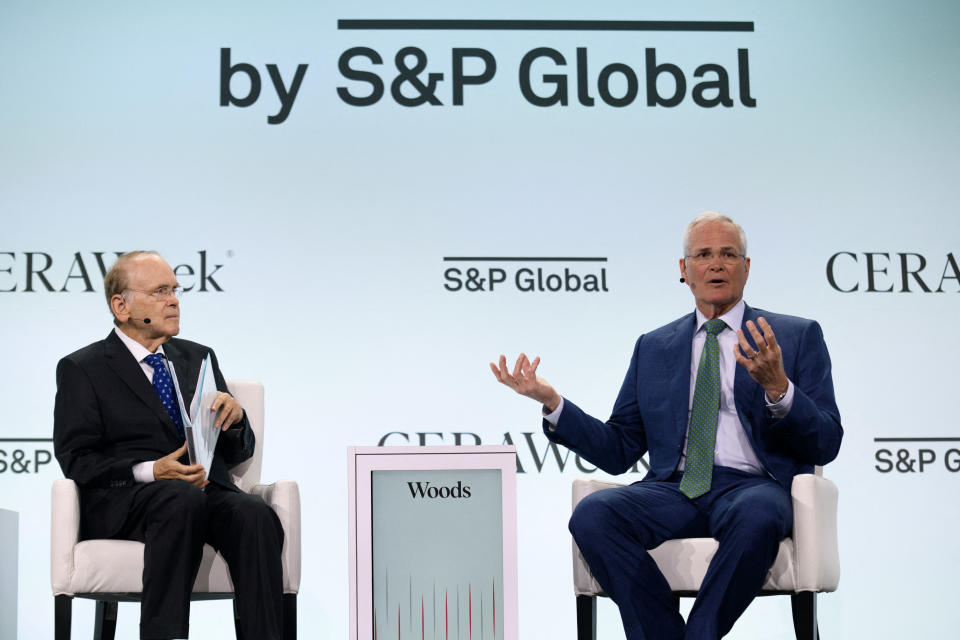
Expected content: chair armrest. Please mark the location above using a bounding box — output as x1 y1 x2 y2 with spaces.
790 473 840 591
571 478 625 596
250 480 301 593
51 479 81 595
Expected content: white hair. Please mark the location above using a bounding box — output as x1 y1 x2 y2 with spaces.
681 212 748 257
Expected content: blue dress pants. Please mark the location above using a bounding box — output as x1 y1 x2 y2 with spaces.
569 467 792 640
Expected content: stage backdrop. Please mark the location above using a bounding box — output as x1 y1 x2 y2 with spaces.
2 1 959 637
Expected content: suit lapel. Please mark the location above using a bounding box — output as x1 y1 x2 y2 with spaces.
669 313 696 437
734 304 762 438
163 340 200 411
103 331 180 436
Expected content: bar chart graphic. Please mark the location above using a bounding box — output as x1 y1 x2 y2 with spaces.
371 469 504 640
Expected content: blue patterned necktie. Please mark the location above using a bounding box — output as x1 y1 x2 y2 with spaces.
144 352 185 440
679 318 726 499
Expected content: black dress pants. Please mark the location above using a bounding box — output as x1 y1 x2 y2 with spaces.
87 480 285 640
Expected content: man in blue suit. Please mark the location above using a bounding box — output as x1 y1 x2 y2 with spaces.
491 212 842 639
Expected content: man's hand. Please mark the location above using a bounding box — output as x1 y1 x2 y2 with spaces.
153 443 207 488
734 317 790 402
489 353 562 413
210 391 243 431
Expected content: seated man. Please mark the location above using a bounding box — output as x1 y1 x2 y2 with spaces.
492 213 842 639
53 250 284 640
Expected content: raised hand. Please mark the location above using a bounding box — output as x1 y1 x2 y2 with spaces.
489 353 562 413
733 317 790 402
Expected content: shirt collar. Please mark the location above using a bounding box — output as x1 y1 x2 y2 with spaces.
113 326 167 363
695 299 745 334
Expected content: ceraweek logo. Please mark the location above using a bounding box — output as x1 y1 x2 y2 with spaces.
826 252 960 293
379 430 647 475
220 18 757 123
443 257 609 293
0 250 232 293
407 480 472 499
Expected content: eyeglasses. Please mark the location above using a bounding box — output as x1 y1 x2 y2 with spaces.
685 250 745 266
125 286 184 301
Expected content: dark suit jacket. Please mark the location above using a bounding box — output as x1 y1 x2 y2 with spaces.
545 304 842 491
53 330 255 538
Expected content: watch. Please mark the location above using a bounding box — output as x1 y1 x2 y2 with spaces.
769 388 788 404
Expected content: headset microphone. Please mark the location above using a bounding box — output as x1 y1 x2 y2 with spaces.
130 316 152 324
680 277 686 283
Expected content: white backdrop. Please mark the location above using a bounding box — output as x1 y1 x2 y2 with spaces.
2 1 959 638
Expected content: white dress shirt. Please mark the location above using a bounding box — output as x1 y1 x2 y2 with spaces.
544 300 795 475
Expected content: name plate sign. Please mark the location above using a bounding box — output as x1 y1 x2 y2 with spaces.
349 446 518 640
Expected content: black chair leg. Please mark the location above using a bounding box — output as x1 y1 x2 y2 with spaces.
54 595 72 640
93 600 118 640
576 594 597 640
283 593 297 640
791 592 819 640
232 597 245 640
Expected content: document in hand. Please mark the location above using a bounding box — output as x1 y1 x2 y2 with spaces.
169 353 221 476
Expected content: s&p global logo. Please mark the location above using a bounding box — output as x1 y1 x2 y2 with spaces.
221 17 758 123
443 256 609 293
407 480 472 499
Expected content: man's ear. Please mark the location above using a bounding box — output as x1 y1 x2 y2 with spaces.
110 293 129 323
678 257 688 282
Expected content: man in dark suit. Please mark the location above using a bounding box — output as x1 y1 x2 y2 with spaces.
54 251 284 640
491 213 842 639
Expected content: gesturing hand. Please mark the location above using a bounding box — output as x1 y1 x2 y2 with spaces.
153 443 207 488
733 317 790 402
210 392 244 431
489 353 562 413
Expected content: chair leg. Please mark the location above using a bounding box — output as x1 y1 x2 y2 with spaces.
283 593 297 640
791 592 819 640
576 594 597 640
233 597 244 640
54 595 72 640
93 600 118 640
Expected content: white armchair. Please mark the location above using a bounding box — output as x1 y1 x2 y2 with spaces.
51 380 301 640
572 471 839 640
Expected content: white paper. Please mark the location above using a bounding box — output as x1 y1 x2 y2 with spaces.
168 353 221 477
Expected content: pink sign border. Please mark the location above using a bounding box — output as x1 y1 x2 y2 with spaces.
348 446 519 640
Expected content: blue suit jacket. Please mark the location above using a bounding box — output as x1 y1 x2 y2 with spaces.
545 304 842 491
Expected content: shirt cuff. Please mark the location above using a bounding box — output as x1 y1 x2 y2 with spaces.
766 380 795 418
133 460 156 483
542 397 565 430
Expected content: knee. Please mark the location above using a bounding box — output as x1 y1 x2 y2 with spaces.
152 480 207 514
235 496 283 540
569 491 619 545
145 480 208 535
724 503 791 548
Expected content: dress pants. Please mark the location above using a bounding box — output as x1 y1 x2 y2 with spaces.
86 480 285 640
569 467 792 640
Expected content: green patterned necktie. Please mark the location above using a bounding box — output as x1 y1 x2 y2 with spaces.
679 318 727 499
